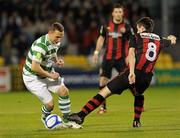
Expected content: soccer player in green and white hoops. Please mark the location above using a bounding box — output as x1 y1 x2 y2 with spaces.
22 22 82 129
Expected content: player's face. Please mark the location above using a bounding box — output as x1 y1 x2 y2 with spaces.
137 24 146 33
112 8 124 22
48 30 64 45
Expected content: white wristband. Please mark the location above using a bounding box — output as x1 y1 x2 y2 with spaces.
94 50 99 55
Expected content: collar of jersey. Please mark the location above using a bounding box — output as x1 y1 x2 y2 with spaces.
45 34 61 47
45 34 52 46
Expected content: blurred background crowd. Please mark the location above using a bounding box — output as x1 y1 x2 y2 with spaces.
0 0 179 68
0 0 153 65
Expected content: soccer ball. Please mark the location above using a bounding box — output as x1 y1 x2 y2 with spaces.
45 114 63 130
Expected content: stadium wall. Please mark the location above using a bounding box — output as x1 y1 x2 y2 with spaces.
1 66 180 92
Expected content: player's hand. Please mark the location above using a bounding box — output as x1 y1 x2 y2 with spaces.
128 72 135 84
167 35 177 45
49 72 60 80
56 59 64 67
93 51 99 64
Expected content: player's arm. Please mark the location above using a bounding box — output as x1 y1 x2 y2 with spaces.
53 54 64 67
125 23 134 65
95 35 105 53
162 35 177 47
128 34 136 84
93 35 105 63
167 35 176 45
31 60 58 79
93 25 106 63
128 47 136 84
31 49 59 80
126 23 135 40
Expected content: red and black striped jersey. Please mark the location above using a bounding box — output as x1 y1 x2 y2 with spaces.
129 32 171 73
100 20 133 60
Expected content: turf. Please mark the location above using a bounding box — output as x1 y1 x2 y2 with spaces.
0 87 180 138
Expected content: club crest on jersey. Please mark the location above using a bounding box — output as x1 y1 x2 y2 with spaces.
120 27 126 33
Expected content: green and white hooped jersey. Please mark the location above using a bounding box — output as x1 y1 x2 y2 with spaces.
23 34 60 77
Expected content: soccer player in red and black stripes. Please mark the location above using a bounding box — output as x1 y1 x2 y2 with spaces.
68 17 176 127
93 3 134 113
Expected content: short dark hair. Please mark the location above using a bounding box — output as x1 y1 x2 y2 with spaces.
49 22 64 32
112 3 124 11
136 17 154 32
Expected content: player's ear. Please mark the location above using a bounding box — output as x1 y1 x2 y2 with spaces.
112 9 115 17
48 30 53 35
121 9 124 16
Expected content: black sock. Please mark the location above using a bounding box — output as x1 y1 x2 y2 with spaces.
78 94 105 118
99 85 106 109
102 100 107 109
134 95 144 121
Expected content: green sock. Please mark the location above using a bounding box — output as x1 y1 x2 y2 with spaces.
41 106 52 120
58 95 71 122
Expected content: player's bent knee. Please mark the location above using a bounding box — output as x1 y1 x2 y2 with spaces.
46 102 54 110
99 86 111 98
58 85 69 96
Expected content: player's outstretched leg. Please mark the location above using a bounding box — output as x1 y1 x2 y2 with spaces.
68 93 106 124
97 100 107 114
97 85 107 114
67 113 84 124
133 95 144 127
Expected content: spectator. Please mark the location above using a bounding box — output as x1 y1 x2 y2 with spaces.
0 0 150 64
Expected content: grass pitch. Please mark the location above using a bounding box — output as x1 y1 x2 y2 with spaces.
0 87 180 138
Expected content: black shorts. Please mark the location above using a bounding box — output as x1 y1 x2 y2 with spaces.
107 68 153 95
100 58 126 78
